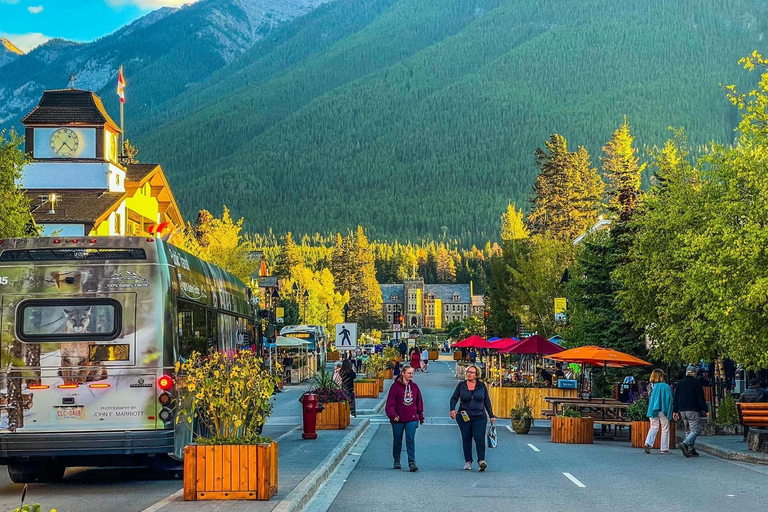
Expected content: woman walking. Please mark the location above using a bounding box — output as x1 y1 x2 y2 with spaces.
450 364 495 471
410 348 422 372
644 369 673 454
340 359 357 417
385 364 424 471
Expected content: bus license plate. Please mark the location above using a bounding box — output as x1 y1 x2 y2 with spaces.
53 406 85 421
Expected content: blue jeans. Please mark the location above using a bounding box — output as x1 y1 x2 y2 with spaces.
457 416 487 462
392 421 418 463
680 411 701 447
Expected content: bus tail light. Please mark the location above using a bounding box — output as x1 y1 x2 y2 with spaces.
158 375 173 391
159 408 172 422
58 384 79 389
28 384 49 390
159 392 172 405
89 383 110 389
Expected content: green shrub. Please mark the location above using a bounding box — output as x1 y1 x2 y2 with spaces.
626 398 649 421
561 407 582 418
716 396 738 426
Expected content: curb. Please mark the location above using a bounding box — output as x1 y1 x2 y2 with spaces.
675 433 768 465
272 418 371 512
357 381 389 416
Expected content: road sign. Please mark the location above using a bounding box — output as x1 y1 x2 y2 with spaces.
393 324 401 332
276 307 284 324
335 323 358 350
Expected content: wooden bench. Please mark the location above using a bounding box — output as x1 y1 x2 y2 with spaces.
737 402 768 427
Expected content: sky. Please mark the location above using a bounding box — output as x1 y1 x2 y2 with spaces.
0 0 199 52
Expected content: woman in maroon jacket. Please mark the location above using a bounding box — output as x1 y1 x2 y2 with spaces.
385 364 424 471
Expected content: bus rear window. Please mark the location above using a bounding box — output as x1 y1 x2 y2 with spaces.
17 299 121 342
0 248 146 261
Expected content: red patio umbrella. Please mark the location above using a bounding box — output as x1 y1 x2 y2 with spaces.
452 335 488 348
499 334 564 355
488 337 520 352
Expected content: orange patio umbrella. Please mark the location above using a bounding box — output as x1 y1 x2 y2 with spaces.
550 346 650 367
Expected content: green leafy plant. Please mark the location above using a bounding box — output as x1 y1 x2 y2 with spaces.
626 397 649 421
510 393 533 420
8 505 57 512
176 351 279 444
356 378 377 383
364 354 388 374
716 396 738 426
309 369 350 404
560 407 582 418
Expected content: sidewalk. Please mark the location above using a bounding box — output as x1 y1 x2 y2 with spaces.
676 432 768 465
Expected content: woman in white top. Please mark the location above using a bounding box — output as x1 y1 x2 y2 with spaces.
421 348 429 373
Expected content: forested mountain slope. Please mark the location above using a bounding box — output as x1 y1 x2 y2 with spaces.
132 0 765 243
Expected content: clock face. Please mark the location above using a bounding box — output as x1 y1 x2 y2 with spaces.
49 128 79 157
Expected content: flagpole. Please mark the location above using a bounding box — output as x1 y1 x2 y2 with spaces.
118 65 125 157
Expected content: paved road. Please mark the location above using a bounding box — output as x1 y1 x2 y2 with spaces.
316 360 768 512
0 382 308 512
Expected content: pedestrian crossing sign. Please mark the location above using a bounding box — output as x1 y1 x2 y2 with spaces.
335 323 358 350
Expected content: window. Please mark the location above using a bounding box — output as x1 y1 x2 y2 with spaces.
114 212 122 235
0 248 146 262
452 293 461 302
464 305 468 312
178 301 208 359
389 294 399 301
387 314 392 323
427 293 435 300
17 299 121 342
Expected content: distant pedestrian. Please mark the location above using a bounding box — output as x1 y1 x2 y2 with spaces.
644 369 673 454
421 348 429 373
399 340 408 359
673 365 709 458
738 378 768 441
450 364 495 471
393 360 402 378
411 348 422 372
333 362 343 387
385 364 424 472
468 348 476 364
340 359 357 417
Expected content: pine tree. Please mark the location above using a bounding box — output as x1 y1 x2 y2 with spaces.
529 135 603 241
348 226 384 330
602 117 646 221
436 246 456 283
0 129 32 238
273 232 303 278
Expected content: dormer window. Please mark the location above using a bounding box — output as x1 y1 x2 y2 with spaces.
452 293 461 302
427 293 435 300
389 294 399 301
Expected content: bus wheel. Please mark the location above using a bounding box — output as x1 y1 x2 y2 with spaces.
8 463 66 483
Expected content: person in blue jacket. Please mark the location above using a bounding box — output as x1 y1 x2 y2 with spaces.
644 369 674 454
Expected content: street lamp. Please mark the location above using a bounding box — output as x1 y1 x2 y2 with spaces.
302 289 309 324
343 303 349 323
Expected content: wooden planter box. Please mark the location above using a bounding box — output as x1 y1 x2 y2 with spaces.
453 351 463 361
354 381 378 398
183 442 278 501
551 417 594 444
631 420 676 449
327 352 340 362
489 387 578 420
317 401 351 430
376 369 393 380
374 377 384 392
428 350 439 361
277 379 284 390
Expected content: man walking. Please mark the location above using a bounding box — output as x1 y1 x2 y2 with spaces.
738 378 768 441
673 365 709 458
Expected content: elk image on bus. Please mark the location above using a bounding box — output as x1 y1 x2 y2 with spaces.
0 236 255 482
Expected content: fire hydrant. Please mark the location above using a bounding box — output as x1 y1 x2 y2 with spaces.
300 392 319 440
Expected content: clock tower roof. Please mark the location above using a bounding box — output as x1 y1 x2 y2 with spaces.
22 88 121 133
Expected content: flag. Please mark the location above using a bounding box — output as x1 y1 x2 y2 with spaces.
117 66 125 104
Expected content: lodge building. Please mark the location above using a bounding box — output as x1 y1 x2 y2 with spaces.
380 278 484 329
20 88 183 237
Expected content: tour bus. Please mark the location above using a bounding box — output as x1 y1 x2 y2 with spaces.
279 324 327 366
0 236 255 482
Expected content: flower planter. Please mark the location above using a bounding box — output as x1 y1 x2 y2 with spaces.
354 381 378 398
327 352 340 362
551 417 594 444
317 401 351 430
374 377 384 392
631 420 677 448
453 351 463 361
428 350 439 361
183 442 278 501
376 370 394 380
277 379 284 390
512 418 532 434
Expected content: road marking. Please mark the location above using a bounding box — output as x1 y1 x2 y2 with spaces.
349 452 362 456
563 473 586 488
139 489 182 512
276 425 301 442
527 443 540 452
505 425 514 433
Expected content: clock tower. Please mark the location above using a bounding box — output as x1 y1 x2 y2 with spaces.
21 88 125 191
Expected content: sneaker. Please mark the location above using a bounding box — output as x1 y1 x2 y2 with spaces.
409 462 418 472
394 461 401 470
690 449 700 457
463 462 472 471
478 460 487 472
644 444 651 454
681 442 691 458
659 450 671 454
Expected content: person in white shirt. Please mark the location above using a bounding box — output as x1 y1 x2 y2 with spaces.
421 348 429 373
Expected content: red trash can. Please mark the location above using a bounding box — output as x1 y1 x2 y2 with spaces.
300 392 319 440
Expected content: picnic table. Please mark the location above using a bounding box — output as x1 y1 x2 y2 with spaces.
544 396 630 435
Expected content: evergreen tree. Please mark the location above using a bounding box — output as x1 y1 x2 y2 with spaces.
602 117 646 221
273 232 303 278
529 135 603 241
0 129 32 238
435 246 456 283
348 226 384 330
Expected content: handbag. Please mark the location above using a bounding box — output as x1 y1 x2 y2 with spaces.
487 424 497 448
